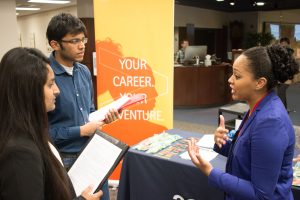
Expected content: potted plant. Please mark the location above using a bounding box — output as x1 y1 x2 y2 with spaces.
244 32 275 48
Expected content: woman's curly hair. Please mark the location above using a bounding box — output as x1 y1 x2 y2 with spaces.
267 45 298 83
243 44 299 90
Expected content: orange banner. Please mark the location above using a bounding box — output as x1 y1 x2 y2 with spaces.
94 0 174 180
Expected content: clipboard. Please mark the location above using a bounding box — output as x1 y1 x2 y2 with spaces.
68 130 129 196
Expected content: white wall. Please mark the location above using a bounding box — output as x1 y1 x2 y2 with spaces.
258 9 300 32
175 5 228 29
229 12 259 34
0 0 18 59
174 5 260 51
77 0 93 18
175 5 300 34
174 5 230 52
17 6 77 56
175 5 259 33
17 4 300 57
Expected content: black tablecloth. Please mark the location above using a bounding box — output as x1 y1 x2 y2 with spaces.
117 129 300 200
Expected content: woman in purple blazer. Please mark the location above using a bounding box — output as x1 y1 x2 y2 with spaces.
188 44 299 199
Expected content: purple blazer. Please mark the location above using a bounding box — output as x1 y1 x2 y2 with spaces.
209 90 295 200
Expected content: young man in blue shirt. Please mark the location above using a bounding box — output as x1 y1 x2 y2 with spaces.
47 13 118 200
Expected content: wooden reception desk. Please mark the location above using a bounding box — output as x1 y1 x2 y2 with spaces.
174 64 232 107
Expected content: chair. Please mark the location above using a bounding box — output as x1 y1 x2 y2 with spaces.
218 102 249 130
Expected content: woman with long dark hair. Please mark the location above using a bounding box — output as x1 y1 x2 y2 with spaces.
188 44 299 199
0 47 102 200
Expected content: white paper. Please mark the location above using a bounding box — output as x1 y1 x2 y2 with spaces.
235 119 242 130
174 64 183 67
88 95 130 122
180 134 218 162
92 52 97 76
68 134 122 196
180 148 218 162
196 134 215 149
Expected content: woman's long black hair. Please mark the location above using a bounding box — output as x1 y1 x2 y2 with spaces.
0 47 72 199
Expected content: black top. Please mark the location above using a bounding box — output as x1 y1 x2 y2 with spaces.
0 136 85 200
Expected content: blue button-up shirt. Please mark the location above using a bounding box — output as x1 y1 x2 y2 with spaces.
48 52 95 153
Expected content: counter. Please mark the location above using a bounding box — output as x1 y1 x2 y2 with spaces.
174 64 232 107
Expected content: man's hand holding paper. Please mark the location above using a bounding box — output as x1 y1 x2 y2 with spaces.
80 109 119 137
88 94 145 122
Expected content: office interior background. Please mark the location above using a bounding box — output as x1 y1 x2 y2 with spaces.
1 0 300 134
1 1 300 199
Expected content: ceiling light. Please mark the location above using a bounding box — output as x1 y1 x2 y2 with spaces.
216 0 224 2
229 0 235 6
16 7 41 11
256 2 265 6
28 0 70 4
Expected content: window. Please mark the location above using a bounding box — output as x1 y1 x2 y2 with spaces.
270 24 280 40
294 24 300 41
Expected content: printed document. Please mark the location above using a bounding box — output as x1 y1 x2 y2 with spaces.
180 134 218 161
89 94 144 122
68 134 123 196
196 134 215 149
180 148 218 162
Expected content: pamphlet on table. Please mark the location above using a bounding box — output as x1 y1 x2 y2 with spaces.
155 137 199 159
180 134 218 162
133 132 182 154
293 161 300 187
132 132 218 161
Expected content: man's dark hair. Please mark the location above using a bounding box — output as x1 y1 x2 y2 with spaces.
180 39 189 45
280 37 290 45
46 13 87 44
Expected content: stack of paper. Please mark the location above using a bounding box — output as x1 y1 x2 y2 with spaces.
88 94 144 122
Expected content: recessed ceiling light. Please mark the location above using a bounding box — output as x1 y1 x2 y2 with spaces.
16 7 41 11
256 2 265 6
230 2 235 6
216 0 224 2
28 0 70 4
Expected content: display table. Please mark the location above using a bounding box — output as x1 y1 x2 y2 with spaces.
174 64 232 107
117 129 300 200
117 129 225 200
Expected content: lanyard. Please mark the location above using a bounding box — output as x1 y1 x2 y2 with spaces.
234 92 269 140
250 92 269 115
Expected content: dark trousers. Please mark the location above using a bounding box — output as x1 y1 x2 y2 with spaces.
61 153 110 200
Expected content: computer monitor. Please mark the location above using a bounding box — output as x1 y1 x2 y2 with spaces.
184 45 207 62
